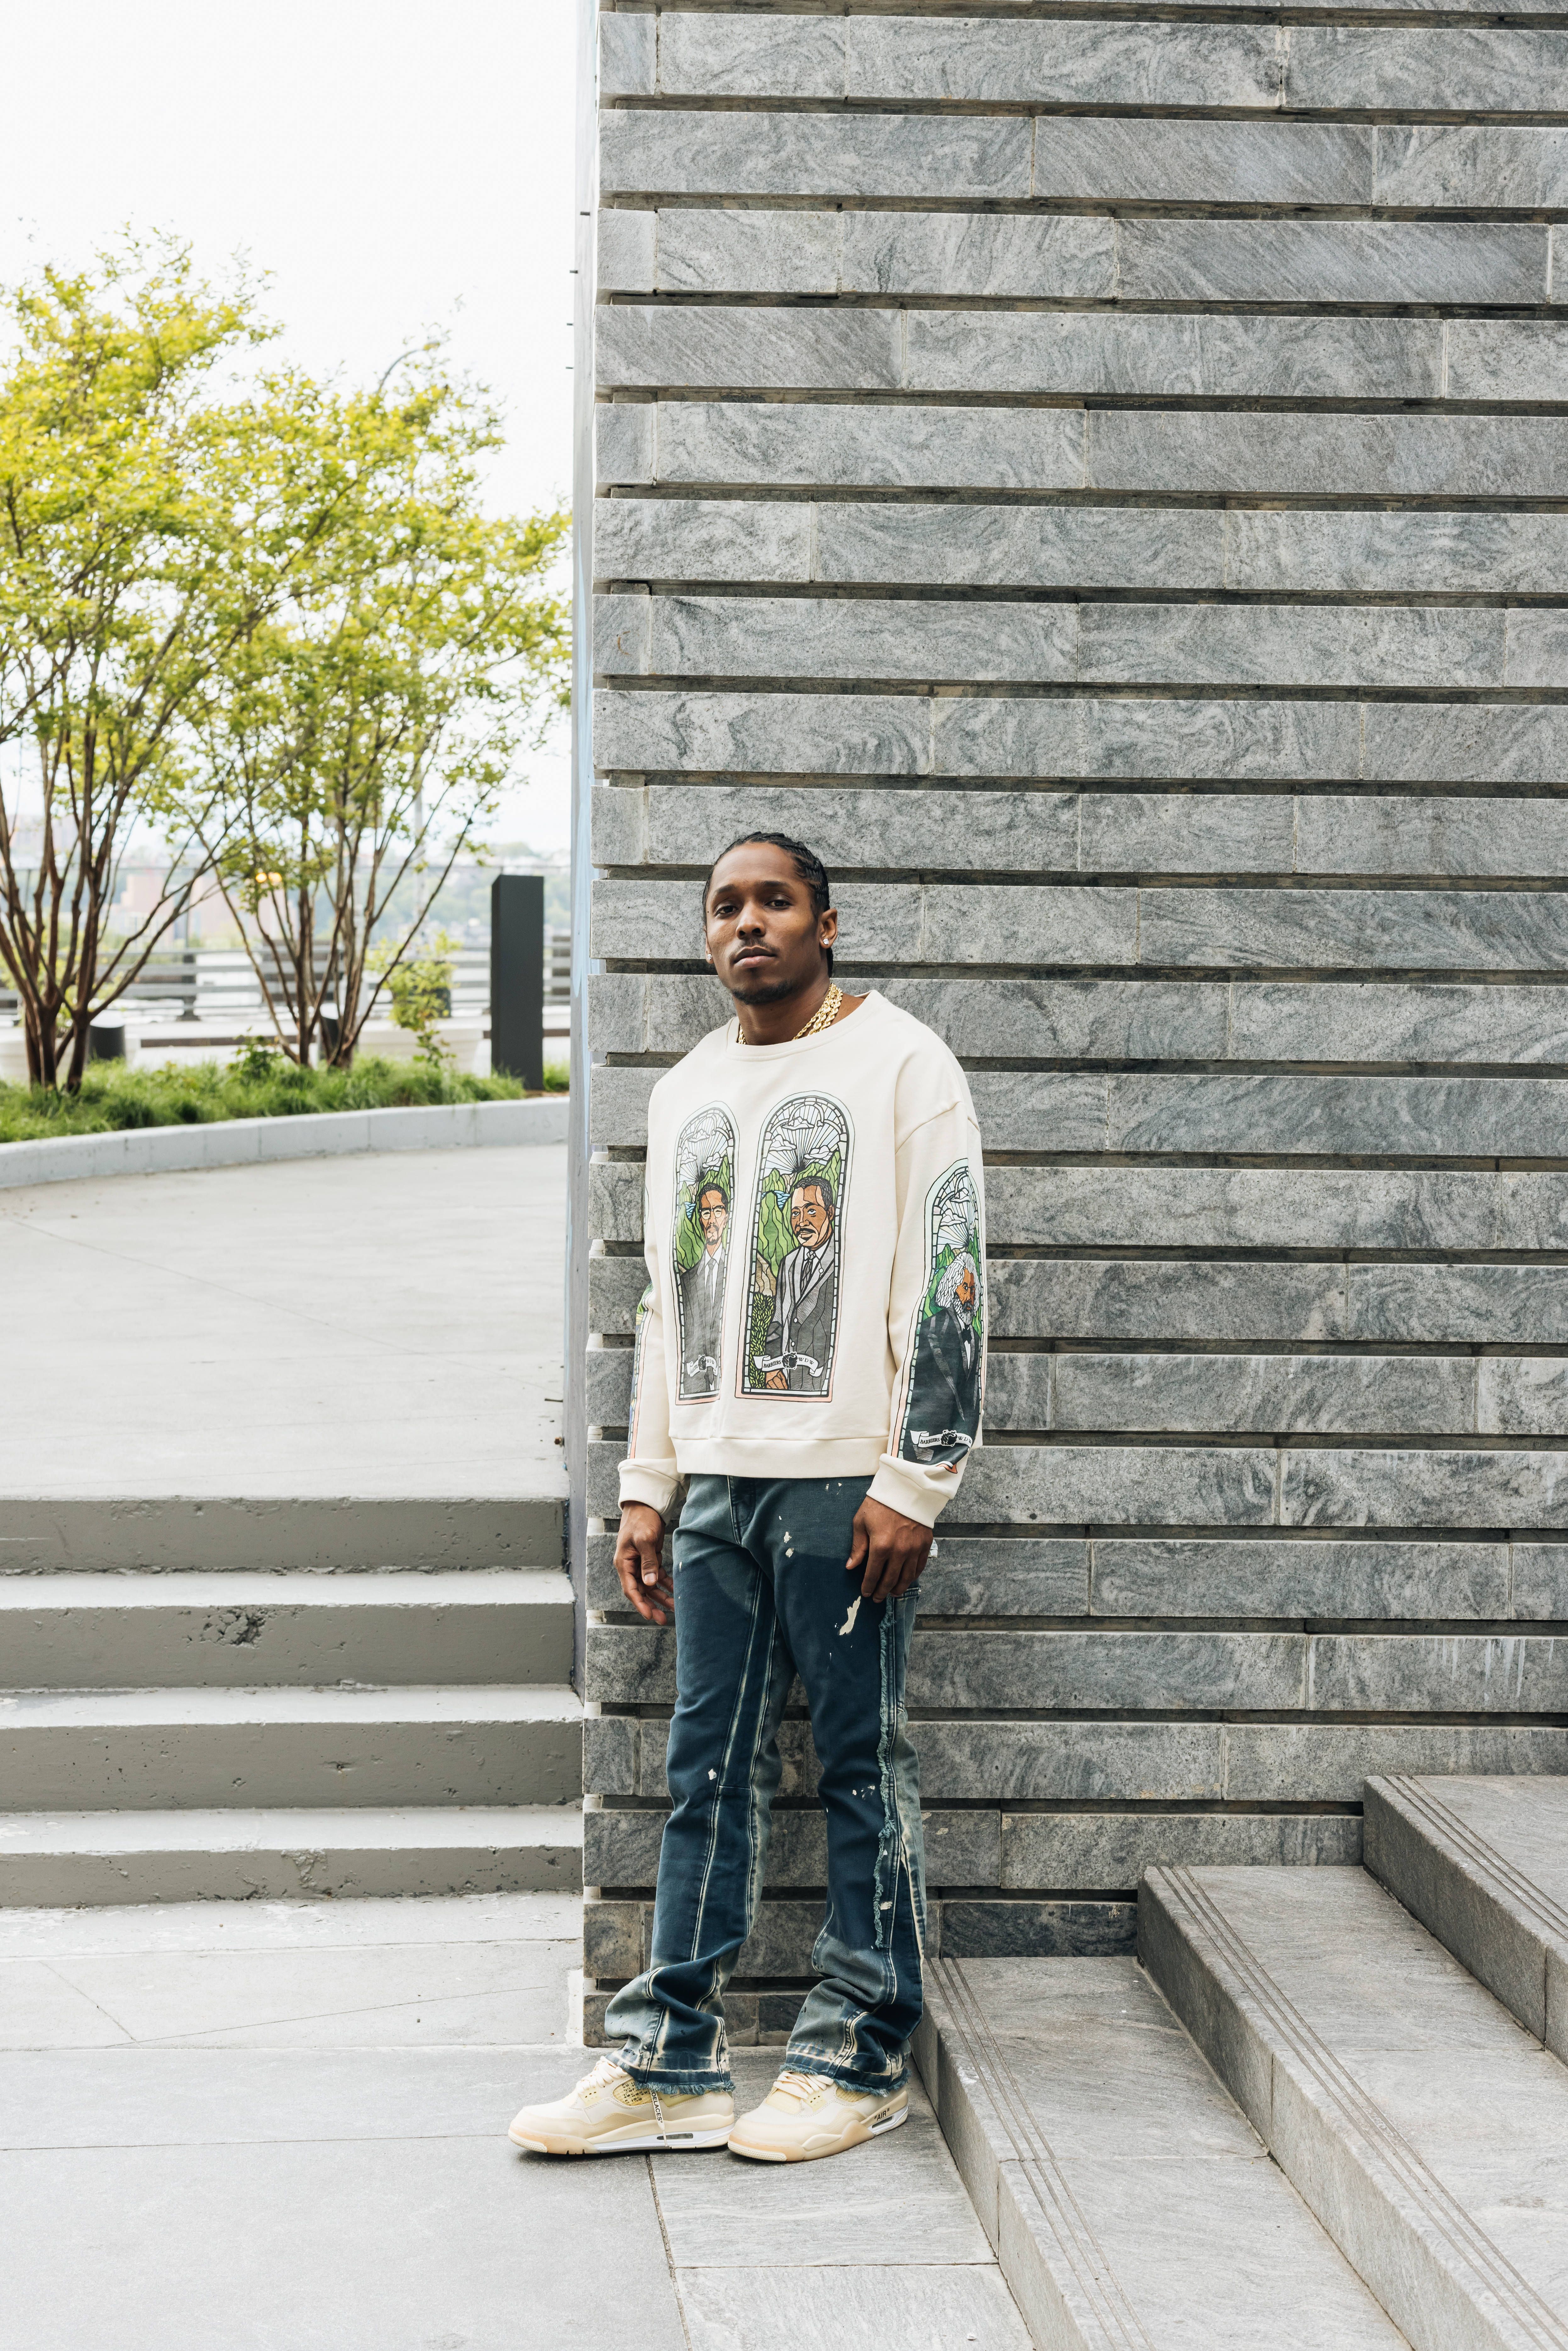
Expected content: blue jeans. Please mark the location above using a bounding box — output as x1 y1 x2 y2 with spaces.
605 1474 926 2094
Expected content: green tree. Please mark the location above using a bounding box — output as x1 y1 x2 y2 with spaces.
0 239 283 1088
188 370 568 1066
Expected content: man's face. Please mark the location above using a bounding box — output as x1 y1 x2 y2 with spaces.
790 1185 833 1250
955 1264 977 1319
703 846 835 1006
698 1190 728 1253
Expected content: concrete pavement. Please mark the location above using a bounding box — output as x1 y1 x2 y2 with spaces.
0 1145 567 1497
0 1892 1030 2351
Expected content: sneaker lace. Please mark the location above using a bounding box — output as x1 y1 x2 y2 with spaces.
581 2054 627 2093
770 2068 822 2105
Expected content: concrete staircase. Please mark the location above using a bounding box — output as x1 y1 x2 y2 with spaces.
919 1777 1568 2351
0 1500 581 1904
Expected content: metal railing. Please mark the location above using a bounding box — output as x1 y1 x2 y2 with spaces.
0 930 573 1024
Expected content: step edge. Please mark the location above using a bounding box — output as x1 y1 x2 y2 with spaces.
1140 1865 1568 2351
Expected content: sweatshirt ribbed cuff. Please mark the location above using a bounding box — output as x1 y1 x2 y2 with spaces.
617 1464 681 1521
868 1461 953 1531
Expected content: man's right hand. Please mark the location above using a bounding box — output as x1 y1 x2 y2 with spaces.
614 1503 672 1624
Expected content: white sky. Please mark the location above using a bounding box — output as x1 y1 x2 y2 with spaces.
0 0 578 850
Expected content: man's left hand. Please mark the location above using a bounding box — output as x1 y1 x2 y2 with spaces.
846 1496 932 1603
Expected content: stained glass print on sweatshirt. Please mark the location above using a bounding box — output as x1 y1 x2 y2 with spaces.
899 1159 984 1465
670 1105 737 1401
740 1094 851 1398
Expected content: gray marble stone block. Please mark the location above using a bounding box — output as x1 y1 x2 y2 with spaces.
1119 217 1546 305
588 1255 651 1335
586 1160 643 1246
848 18 1282 107
1445 319 1568 403
931 695 1359 784
1288 24 1568 111
1228 508 1568 597
815 501 1217 590
656 11 846 98
626 781 1086 873
1504 609 1568 688
628 593 1079 685
840 212 1115 300
939 1898 1136 1957
1030 117 1372 203
599 108 1033 200
1228 981 1568 1069
1510 1546 1568 1617
914 1720 1226 1803
596 308 899 391
982 1165 1509 1253
592 496 818 583
1309 1631 1568 1709
653 399 1088 491
911 1628 1309 1712
599 11 654 98
1477 1358 1568 1437
1290 796 1568 878
1091 411 1564 496
1092 1537 1510 1621
593 687 934 777
1001 1810 1360 1888
1280 1445 1568 1528
1106 1070 1568 1161
597 207 657 293
595 403 654 487
1079 604 1503 692
1027 1350 1479 1438
991 1261 1346 1345
652 206 843 296
1376 121 1568 207
919 1538 1090 1617
1143 884 1568 972
907 315 1439 403
958 1443 1278 1528
1364 700 1568 784
1346 1263 1568 1345
1223 1721 1568 1803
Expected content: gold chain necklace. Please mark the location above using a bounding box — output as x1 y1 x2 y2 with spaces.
790 981 843 1040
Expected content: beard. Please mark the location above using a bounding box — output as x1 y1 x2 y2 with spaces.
726 968 800 1006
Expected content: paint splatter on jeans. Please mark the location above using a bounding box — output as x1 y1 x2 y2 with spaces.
605 1473 926 2095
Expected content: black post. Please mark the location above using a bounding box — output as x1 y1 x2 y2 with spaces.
490 873 544 1089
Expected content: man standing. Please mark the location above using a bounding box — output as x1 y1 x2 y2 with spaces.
509 831 986 2166
678 1179 729 1397
760 1176 837 1392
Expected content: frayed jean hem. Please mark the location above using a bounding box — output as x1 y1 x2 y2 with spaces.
615 2047 734 2096
779 2052 910 2096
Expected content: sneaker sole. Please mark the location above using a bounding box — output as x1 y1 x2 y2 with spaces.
727 2101 909 2164
508 2121 734 2157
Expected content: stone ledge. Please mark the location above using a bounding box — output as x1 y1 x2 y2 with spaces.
0 1095 567 1192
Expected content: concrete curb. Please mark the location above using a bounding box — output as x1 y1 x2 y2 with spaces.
0 1094 568 1189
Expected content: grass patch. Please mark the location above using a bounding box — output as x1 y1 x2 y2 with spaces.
0 1048 568 1144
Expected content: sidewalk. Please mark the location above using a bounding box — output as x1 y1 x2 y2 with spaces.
0 1892 1028 2351
0 1144 566 1496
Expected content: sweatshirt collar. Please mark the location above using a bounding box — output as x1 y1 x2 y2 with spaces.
722 989 884 1059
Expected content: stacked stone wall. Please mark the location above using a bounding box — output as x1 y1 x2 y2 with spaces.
575 0 1568 2039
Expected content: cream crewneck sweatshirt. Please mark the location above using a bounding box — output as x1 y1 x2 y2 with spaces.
618 990 987 1529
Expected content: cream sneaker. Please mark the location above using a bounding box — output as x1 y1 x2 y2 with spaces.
727 2067 909 2163
507 2055 734 2156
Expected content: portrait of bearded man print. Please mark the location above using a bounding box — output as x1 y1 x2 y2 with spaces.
899 1161 985 1466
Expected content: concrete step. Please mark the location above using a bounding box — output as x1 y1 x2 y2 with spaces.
1142 1864 1568 2351
0 1685 582 1809
0 1569 574 1687
915 1953 1412 2351
1366 1774 1568 2064
0 1805 582 1904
